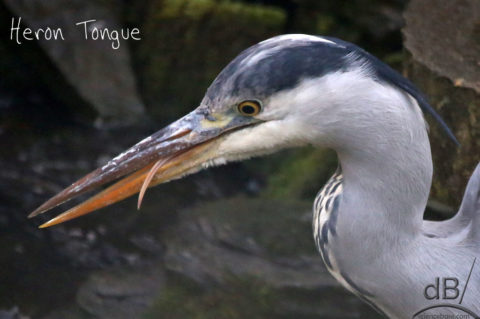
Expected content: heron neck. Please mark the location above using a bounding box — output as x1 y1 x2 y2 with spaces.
338 150 431 236
333 106 433 241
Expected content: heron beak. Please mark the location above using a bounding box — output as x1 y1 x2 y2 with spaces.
29 108 245 228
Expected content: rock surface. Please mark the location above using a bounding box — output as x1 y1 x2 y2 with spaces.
403 0 480 94
35 197 378 319
403 0 480 206
159 197 378 318
0 307 29 319
76 266 164 319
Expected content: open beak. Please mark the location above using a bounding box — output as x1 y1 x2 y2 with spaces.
29 108 249 228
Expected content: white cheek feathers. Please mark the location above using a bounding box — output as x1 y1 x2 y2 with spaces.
214 119 308 163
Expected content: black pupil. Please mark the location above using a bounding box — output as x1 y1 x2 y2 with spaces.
242 104 256 115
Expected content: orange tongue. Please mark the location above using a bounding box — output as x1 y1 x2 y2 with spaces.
39 163 155 228
137 157 171 210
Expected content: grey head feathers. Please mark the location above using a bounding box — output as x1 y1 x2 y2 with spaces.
205 35 348 101
204 34 458 145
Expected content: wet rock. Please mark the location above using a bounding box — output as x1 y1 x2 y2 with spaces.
403 0 480 206
76 265 164 319
4 0 145 124
161 197 377 317
41 307 90 319
164 199 318 286
0 307 28 319
130 234 165 255
1 127 149 223
0 120 257 318
40 265 165 319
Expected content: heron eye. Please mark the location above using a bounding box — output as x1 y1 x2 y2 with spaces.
237 100 261 116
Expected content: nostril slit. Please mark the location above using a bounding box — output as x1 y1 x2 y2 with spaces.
164 129 192 142
206 114 216 121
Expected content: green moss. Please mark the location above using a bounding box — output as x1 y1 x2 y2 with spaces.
158 0 215 19
129 0 286 124
157 0 286 22
144 271 376 319
144 274 279 319
261 147 338 200
314 13 335 35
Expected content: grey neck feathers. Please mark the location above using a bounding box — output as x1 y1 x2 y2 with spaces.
332 92 433 244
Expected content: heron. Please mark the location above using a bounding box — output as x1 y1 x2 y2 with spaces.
29 34 480 318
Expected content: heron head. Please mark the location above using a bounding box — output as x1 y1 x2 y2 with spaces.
29 34 454 227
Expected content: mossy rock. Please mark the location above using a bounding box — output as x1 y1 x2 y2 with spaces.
144 271 377 319
260 147 338 200
144 273 280 319
162 196 337 289
179 196 315 257
404 59 479 207
129 0 286 123
403 0 480 207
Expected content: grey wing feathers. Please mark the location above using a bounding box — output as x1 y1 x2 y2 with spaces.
422 163 480 241
459 163 480 241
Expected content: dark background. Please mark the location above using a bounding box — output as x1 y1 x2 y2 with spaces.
0 0 478 318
